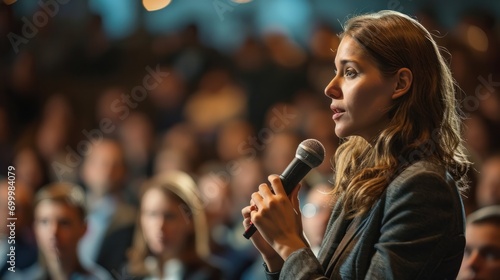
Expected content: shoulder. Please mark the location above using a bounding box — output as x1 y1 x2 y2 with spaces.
380 160 464 223
386 160 453 198
393 160 447 183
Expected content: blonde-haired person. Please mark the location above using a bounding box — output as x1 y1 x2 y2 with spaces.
8 182 112 280
242 10 470 279
125 170 223 280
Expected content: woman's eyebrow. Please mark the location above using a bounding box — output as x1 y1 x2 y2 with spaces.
334 59 360 69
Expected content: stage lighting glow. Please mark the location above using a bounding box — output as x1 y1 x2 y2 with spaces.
143 0 172 12
231 0 253 3
3 0 17 5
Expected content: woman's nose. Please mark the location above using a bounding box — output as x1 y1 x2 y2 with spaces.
324 76 342 99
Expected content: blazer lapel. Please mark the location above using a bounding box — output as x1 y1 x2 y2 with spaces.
325 214 367 277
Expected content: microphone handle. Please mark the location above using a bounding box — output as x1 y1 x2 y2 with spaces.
243 159 312 239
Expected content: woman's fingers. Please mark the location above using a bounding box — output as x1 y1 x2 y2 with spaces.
268 174 286 196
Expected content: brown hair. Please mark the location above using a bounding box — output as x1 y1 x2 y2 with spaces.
332 10 470 217
34 182 87 220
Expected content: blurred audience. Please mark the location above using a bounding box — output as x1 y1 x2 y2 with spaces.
184 67 247 139
78 138 136 274
1 4 500 279
198 162 257 279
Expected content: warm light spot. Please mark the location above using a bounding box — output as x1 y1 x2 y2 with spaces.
142 0 172 12
231 0 253 3
467 25 488 52
3 0 17 5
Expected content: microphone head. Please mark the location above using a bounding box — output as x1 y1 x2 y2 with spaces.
296 139 325 168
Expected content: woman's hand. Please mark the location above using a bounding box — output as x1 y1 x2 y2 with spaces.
242 204 283 271
250 175 308 260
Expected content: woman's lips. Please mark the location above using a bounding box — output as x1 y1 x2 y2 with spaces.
330 105 345 120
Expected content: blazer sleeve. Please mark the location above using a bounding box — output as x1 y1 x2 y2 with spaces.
265 247 328 280
364 169 464 279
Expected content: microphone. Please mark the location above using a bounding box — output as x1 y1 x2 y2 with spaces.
243 138 325 239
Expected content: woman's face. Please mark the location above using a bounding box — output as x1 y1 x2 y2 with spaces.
324 36 398 141
141 188 194 257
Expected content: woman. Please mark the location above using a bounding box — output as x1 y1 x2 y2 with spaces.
242 10 470 279
126 170 223 280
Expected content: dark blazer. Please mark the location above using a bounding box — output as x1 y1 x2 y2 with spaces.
266 161 466 280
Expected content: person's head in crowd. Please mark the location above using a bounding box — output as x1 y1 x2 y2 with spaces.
476 153 500 208
301 183 334 256
184 67 248 137
197 162 233 229
81 137 127 198
478 80 500 123
12 145 50 192
153 147 192 175
262 131 301 175
464 113 491 160
33 182 111 279
127 170 222 279
457 205 500 280
95 87 128 125
160 122 202 171
309 23 340 61
148 66 187 110
216 119 255 163
36 93 76 163
118 111 154 173
263 103 300 134
262 31 307 68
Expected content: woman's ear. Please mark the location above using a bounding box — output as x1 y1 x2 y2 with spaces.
392 68 413 99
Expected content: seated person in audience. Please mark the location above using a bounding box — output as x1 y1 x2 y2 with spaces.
0 180 38 278
457 205 500 280
10 182 111 280
476 153 500 208
78 138 136 274
124 170 223 280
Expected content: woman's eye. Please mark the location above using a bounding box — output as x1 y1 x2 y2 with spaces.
345 69 357 78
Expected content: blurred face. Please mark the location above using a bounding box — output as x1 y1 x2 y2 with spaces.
14 148 44 190
458 223 500 280
263 134 298 175
34 201 86 261
141 188 193 258
82 140 125 195
324 36 397 140
477 158 500 208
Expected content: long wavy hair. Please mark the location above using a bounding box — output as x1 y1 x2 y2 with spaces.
332 10 470 217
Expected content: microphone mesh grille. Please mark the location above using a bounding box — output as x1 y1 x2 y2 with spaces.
299 139 326 166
